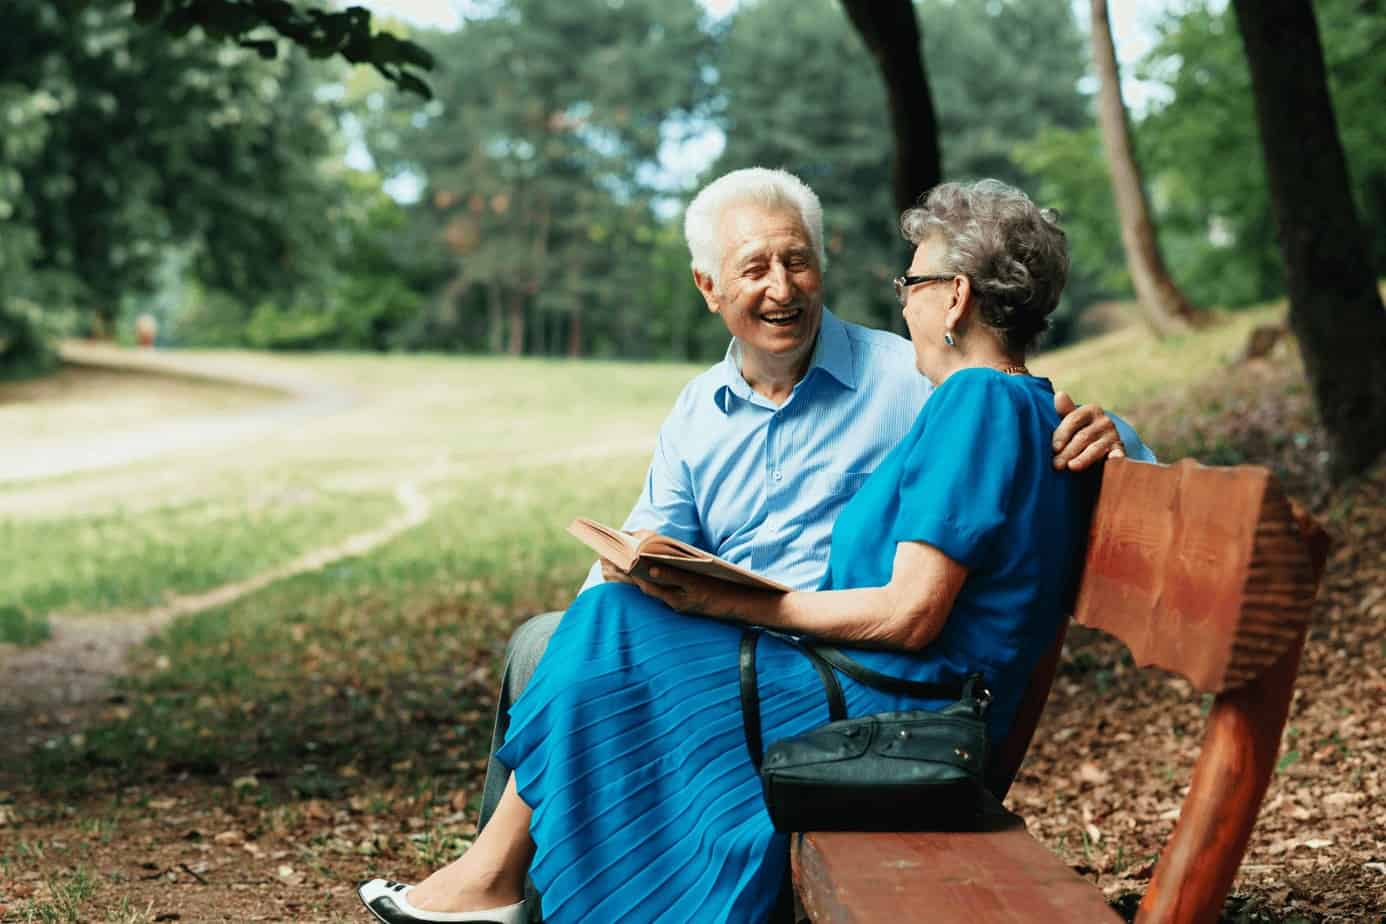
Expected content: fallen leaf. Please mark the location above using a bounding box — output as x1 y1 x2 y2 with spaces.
1077 762 1110 786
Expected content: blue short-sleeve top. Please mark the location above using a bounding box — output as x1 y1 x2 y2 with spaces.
820 367 1099 743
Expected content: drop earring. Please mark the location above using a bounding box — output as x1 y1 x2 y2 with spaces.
943 330 956 347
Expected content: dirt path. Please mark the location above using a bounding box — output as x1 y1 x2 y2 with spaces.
0 342 355 485
0 343 658 759
0 347 383 762
0 481 431 758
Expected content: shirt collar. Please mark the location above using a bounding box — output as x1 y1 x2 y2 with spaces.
713 308 857 413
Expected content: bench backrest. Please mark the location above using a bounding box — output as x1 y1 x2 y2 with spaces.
993 458 1328 922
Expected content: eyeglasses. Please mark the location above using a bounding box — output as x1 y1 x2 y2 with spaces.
893 273 956 307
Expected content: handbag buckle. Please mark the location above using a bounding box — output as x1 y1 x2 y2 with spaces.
962 673 992 712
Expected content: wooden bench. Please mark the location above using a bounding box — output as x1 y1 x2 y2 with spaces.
792 458 1331 923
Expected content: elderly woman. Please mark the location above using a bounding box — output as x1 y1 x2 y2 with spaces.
359 179 1097 924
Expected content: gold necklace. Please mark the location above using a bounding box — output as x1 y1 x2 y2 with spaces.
999 363 1030 376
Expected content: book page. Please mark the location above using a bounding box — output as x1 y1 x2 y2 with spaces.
567 518 790 593
636 533 709 561
566 518 639 572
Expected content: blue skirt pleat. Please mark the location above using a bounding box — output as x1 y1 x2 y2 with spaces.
496 583 926 923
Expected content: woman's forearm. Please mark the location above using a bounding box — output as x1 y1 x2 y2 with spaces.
729 541 965 650
641 542 964 651
735 584 944 651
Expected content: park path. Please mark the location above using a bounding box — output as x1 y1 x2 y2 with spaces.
0 481 431 724
0 344 386 753
0 341 355 484
0 344 658 756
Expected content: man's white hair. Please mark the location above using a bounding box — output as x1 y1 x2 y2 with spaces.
683 167 826 286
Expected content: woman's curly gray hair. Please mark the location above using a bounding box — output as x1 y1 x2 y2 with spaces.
901 179 1068 353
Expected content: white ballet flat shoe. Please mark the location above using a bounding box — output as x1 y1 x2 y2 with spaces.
357 879 528 924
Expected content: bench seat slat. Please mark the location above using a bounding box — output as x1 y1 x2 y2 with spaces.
794 823 1123 923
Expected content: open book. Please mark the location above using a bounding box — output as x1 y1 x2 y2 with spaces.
566 517 791 593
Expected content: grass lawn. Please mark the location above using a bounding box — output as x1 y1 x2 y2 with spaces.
1029 302 1285 451
0 354 697 646
8 304 1378 924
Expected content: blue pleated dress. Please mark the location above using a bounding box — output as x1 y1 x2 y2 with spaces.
496 369 1097 923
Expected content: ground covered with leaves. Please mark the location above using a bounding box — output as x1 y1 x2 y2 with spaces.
1009 345 1386 922
1 335 1382 922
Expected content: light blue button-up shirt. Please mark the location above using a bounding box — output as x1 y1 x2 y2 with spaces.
582 309 1151 592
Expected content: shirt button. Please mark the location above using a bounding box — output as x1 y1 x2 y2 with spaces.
772 470 783 482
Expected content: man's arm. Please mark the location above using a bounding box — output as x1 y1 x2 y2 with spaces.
578 424 704 593
1051 391 1157 470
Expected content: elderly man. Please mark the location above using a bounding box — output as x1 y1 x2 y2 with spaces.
475 167 1148 825
380 167 1149 922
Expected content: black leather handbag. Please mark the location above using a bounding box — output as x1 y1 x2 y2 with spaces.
739 629 992 833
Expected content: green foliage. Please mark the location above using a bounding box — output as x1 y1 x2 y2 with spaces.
170 171 436 350
1013 126 1127 310
0 0 370 371
0 603 51 646
713 0 897 332
363 0 713 358
12 0 1379 362
0 69 74 373
1134 3 1284 308
0 299 67 380
924 0 1090 183
712 0 1091 339
1018 0 1386 312
132 0 434 97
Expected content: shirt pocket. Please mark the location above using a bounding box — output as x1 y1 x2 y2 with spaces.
817 470 872 496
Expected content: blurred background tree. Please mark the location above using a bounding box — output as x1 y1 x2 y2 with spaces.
1088 0 1201 336
2 0 1383 376
1231 0 1386 476
0 1 385 371
1019 0 1385 315
361 0 711 358
714 0 1091 338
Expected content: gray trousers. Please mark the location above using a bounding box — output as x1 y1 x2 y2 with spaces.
478 610 563 828
477 611 562 924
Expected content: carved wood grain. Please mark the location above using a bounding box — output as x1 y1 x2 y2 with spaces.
1135 497 1329 923
1136 628 1307 924
794 822 1124 923
1073 458 1317 692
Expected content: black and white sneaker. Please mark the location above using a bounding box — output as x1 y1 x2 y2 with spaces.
357 878 527 923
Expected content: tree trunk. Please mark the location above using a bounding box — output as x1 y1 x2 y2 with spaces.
838 0 942 214
486 280 505 353
1232 0 1386 477
506 291 525 356
1090 0 1201 337
567 302 583 358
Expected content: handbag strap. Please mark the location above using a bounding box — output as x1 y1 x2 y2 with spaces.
803 642 983 703
739 630 994 770
739 629 847 771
